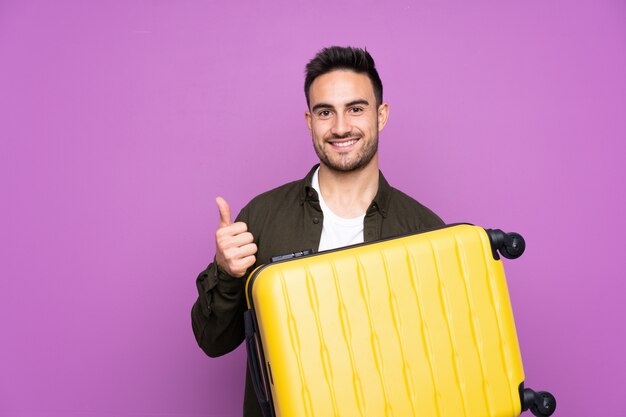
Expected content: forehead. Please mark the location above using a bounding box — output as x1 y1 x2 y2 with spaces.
308 70 375 106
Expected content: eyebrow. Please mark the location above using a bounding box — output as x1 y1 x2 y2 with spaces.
311 99 370 113
346 99 370 107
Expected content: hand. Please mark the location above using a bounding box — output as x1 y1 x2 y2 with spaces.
214 197 257 278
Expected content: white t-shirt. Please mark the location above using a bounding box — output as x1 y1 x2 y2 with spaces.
312 168 365 252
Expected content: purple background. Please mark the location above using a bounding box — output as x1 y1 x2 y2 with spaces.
1 1 624 416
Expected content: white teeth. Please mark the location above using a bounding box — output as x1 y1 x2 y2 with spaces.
333 139 357 147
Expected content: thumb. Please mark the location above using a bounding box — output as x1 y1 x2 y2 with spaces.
216 196 232 227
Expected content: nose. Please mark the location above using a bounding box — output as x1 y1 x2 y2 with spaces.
330 113 351 137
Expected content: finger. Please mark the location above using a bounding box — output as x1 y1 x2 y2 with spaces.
229 254 257 278
216 222 249 241
218 232 254 250
238 254 256 271
224 243 257 261
237 242 258 257
216 196 232 227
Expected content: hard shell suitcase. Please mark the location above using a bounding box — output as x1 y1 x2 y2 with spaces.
244 224 556 417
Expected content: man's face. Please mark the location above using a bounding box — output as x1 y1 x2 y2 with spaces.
305 70 389 173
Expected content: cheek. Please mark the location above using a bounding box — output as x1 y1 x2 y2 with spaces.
313 124 330 140
355 117 376 133
310 128 324 144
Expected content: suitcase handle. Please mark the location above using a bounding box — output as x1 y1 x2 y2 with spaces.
244 310 273 417
270 249 313 263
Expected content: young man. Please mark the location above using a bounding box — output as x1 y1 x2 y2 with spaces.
191 46 443 417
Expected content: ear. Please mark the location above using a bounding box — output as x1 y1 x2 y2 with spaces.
304 111 312 131
377 103 390 132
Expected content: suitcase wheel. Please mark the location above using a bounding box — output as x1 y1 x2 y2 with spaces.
530 391 557 417
500 232 525 259
486 229 526 260
523 388 556 416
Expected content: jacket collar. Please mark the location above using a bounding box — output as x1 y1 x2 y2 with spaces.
301 164 391 218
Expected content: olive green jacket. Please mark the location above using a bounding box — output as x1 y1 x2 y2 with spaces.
191 165 443 417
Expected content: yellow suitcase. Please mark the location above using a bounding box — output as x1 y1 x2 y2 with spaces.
244 224 556 417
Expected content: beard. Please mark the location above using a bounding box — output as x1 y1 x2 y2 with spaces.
312 131 379 173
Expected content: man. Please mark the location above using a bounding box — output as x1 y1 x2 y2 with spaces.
191 46 443 417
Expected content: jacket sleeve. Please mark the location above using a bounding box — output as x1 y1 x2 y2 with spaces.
191 261 247 357
191 205 252 357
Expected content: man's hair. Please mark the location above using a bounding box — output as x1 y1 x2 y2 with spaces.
304 46 383 108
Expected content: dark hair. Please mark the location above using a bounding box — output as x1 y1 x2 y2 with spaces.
304 46 383 108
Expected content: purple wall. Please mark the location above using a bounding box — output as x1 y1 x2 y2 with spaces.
1 1 624 416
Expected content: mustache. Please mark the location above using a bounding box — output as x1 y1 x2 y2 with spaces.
329 132 361 140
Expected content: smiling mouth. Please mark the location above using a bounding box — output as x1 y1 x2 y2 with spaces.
328 138 359 148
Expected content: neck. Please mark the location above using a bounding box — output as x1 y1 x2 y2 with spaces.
317 158 379 218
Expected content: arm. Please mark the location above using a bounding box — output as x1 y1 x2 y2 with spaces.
191 262 247 357
191 198 257 357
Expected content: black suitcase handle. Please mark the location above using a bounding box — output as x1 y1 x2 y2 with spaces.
244 310 273 417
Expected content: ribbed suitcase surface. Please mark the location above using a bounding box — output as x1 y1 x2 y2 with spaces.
246 224 526 417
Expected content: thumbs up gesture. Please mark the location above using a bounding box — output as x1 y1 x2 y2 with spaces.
214 197 257 278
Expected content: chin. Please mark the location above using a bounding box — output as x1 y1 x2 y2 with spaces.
325 158 374 173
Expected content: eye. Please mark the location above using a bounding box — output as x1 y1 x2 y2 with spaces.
317 110 332 119
349 107 364 114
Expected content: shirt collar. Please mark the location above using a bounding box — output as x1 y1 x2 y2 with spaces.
302 164 391 218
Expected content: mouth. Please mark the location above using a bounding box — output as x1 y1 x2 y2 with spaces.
328 137 360 149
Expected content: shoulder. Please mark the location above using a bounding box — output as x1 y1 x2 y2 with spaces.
242 165 317 213
235 173 309 225
387 186 444 229
248 178 305 209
